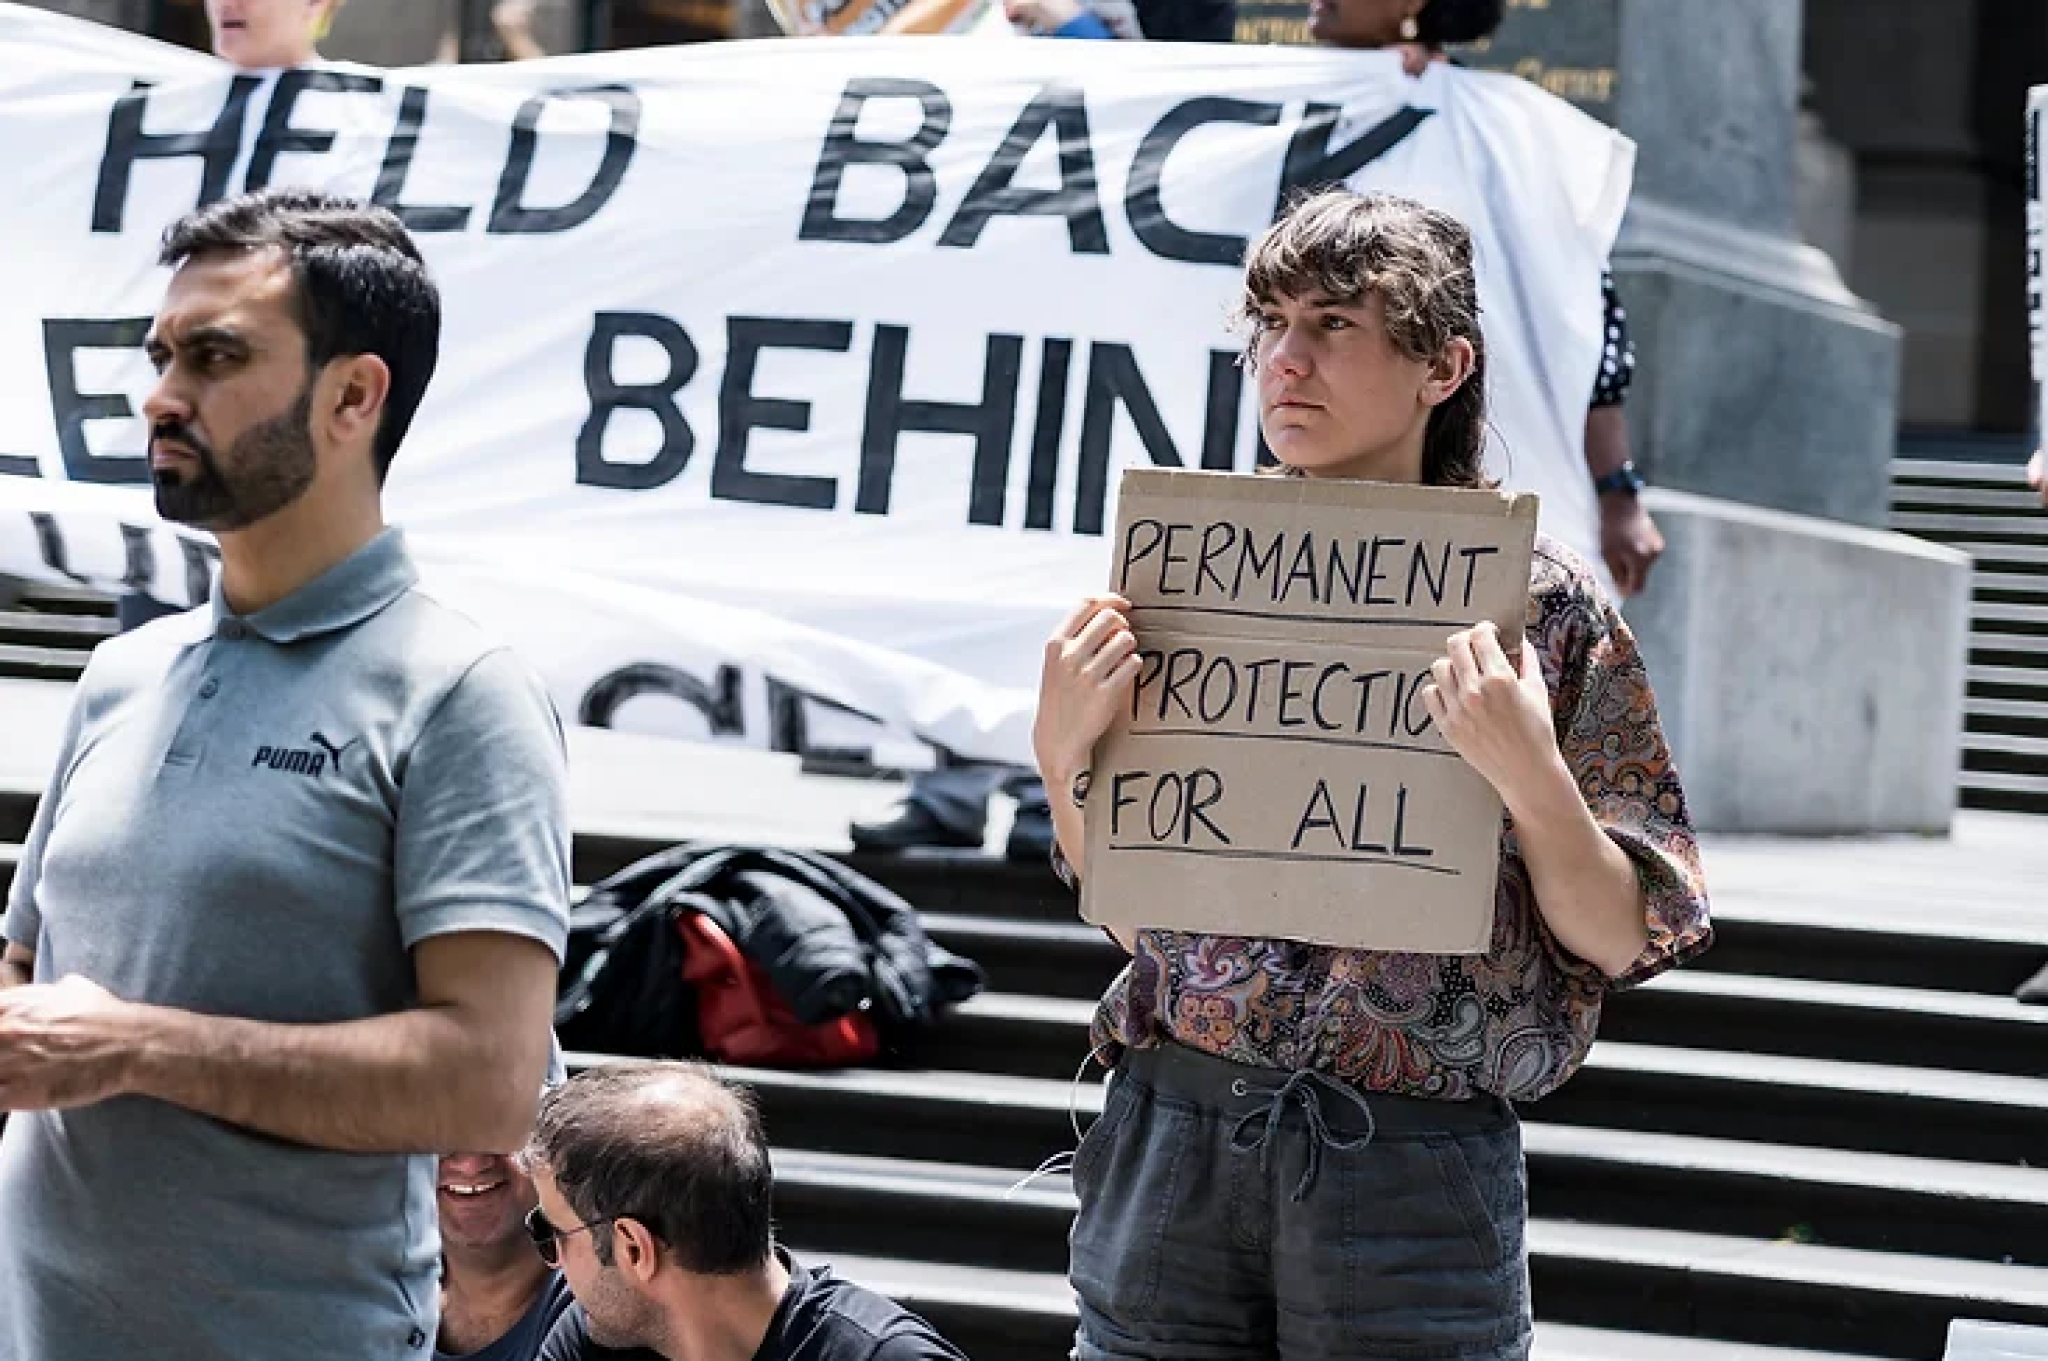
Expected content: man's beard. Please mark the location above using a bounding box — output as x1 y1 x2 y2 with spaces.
152 384 318 531
581 1271 663 1351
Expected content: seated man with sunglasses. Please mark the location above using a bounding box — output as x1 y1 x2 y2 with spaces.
523 1063 970 1361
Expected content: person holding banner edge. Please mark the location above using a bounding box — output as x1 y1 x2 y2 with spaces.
1034 191 1710 1360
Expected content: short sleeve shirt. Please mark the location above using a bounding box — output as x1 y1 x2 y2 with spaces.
1590 268 1636 408
0 528 573 1361
1075 536 1712 1103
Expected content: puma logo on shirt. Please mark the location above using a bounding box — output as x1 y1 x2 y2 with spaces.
253 732 359 778
310 732 359 766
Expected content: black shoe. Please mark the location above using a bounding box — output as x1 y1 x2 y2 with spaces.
1005 802 1054 864
850 802 985 852
2016 960 2048 1004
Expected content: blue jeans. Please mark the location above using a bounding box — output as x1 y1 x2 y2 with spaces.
1070 1041 1532 1361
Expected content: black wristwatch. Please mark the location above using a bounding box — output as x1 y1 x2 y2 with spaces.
1594 461 1645 499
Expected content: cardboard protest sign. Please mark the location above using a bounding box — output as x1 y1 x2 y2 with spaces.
1080 469 1537 953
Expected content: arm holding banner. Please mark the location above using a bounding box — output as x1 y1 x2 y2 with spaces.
0 946 27 991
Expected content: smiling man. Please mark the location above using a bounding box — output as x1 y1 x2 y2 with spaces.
0 188 571 1360
438 1152 576 1361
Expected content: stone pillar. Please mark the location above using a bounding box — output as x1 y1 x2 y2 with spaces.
1468 2 1978 834
1802 0 2045 435
1469 0 1904 529
1795 85 1858 281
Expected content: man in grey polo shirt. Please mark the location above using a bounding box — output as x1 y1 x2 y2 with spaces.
0 188 570 1360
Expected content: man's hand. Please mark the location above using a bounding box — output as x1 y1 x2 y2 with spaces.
1421 622 1566 814
0 974 138 1112
1600 496 1665 597
2028 448 2046 510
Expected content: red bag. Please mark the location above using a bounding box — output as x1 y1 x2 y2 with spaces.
676 913 879 1069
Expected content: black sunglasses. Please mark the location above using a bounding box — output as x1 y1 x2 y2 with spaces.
525 1203 600 1268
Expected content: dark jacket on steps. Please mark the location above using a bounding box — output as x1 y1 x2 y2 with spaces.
555 844 983 1059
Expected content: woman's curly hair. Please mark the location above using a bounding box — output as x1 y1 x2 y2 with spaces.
1237 189 1489 489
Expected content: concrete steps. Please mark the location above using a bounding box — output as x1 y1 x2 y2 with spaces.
754 1056 2048 1267
748 1137 2048 1359
794 1248 1888 1361
0 583 110 683
916 967 2048 1079
1890 456 2048 813
0 641 91 683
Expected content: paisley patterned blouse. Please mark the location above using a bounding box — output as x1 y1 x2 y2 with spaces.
1056 536 1712 1103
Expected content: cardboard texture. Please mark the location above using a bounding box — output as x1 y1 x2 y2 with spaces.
1080 469 1539 953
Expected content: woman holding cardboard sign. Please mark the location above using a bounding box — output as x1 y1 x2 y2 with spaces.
1034 190 1711 1361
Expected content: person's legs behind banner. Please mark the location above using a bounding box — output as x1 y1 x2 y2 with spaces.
851 760 1053 861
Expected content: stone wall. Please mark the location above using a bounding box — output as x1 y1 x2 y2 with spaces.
1628 489 1972 834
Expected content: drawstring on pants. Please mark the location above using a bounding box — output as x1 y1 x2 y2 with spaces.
1227 1069 1378 1202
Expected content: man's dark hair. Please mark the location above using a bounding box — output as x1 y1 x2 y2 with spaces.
158 188 440 483
1417 0 1504 45
524 1063 774 1276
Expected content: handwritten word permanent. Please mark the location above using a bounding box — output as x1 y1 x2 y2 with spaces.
1119 516 1501 614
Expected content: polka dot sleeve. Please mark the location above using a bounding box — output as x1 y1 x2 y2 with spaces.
1590 267 1636 408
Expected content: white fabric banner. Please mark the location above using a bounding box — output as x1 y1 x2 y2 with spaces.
0 5 1632 766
